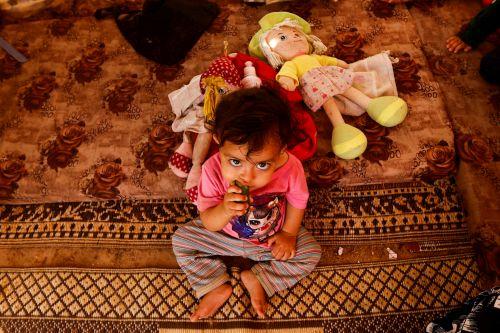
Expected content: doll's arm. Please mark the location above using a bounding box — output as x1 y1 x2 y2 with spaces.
278 76 297 91
314 55 349 68
276 61 299 91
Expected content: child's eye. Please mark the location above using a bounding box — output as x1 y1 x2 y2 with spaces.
229 159 241 167
249 220 260 226
256 162 270 170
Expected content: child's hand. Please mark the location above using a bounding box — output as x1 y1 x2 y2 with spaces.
446 36 472 53
278 77 297 91
267 231 297 261
222 184 250 218
336 59 349 69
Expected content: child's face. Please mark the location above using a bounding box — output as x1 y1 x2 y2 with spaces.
218 137 286 191
266 26 310 61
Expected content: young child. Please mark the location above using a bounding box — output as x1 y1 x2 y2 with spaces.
446 0 499 84
172 88 321 321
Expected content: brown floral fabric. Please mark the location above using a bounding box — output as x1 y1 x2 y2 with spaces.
18 70 58 111
151 64 184 84
306 153 347 187
363 137 394 165
0 0 455 203
103 73 141 115
0 0 144 24
368 0 396 19
407 0 500 284
134 122 180 175
428 55 463 77
456 133 494 166
0 41 29 82
69 42 108 84
40 121 87 171
83 159 127 199
0 153 28 199
49 19 75 37
392 52 421 94
417 141 457 182
329 28 366 64
406 0 446 13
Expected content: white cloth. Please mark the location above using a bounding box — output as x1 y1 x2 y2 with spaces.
334 52 398 116
168 75 208 134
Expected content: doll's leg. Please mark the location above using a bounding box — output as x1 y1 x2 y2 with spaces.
169 132 193 178
323 97 368 159
341 87 372 110
185 132 212 190
323 98 346 126
342 87 408 127
338 85 411 119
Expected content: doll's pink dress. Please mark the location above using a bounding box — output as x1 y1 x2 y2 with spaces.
300 66 355 112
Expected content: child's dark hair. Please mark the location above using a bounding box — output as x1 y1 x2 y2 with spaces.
214 88 292 155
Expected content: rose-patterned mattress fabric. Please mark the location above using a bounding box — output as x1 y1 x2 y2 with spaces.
0 0 456 203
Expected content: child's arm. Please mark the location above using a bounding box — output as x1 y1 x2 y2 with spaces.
267 203 304 261
267 155 309 261
200 184 249 231
282 203 305 236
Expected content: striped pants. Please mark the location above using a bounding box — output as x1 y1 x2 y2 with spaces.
172 220 321 298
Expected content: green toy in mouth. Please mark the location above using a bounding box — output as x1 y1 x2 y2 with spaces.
233 180 249 196
233 180 250 210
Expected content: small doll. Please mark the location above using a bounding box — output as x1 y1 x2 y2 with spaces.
241 61 262 88
169 54 247 201
249 12 408 159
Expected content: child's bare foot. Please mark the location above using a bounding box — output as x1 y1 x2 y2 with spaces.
446 36 472 53
241 270 268 318
190 283 232 322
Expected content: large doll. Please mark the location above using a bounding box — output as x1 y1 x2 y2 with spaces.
249 12 408 159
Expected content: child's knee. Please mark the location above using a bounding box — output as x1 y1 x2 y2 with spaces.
171 225 190 254
308 239 322 266
296 236 322 269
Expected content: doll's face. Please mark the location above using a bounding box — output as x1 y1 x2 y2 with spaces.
266 26 310 61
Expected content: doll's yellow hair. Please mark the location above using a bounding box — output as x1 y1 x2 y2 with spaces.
201 76 227 126
249 12 327 68
258 19 327 68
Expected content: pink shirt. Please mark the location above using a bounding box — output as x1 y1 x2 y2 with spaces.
197 152 309 247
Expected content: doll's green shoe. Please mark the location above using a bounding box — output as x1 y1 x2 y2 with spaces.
332 123 367 160
366 96 408 127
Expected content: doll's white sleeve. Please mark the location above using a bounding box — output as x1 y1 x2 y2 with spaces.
314 54 339 67
276 60 299 86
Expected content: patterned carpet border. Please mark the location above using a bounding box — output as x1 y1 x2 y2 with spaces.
0 180 468 245
0 254 480 322
0 310 450 333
